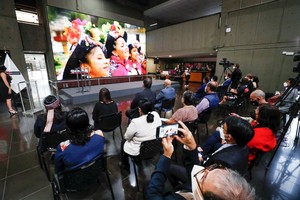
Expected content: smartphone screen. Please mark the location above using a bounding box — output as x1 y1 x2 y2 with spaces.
157 123 179 138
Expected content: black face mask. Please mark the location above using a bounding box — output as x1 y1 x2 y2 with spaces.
250 110 256 120
250 101 259 107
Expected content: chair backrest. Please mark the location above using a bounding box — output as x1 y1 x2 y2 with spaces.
96 111 122 132
58 154 107 192
139 139 162 160
183 121 197 133
39 129 70 152
197 110 212 123
161 98 175 111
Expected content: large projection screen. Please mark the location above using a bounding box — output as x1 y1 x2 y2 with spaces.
47 6 146 80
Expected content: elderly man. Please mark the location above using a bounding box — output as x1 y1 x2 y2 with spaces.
196 81 219 117
146 121 255 200
155 79 176 109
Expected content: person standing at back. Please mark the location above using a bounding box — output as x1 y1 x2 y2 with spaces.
230 63 242 89
0 65 18 116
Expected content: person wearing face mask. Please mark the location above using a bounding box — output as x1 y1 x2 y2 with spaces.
195 76 210 99
230 63 242 89
277 78 298 115
146 121 256 200
228 89 268 123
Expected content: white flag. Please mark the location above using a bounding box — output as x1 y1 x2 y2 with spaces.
4 54 26 93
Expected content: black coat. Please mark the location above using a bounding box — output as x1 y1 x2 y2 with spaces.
203 145 249 176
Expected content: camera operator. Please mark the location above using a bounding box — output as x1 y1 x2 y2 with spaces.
230 63 242 89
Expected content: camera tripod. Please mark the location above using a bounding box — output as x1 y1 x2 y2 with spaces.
266 73 300 169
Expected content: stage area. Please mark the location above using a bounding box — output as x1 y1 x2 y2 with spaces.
59 79 181 105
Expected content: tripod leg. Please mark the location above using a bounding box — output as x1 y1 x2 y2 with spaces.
266 115 294 170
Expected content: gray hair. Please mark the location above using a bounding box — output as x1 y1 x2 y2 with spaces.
204 168 256 200
251 89 265 99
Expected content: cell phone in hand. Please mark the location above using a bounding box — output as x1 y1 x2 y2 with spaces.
156 123 179 139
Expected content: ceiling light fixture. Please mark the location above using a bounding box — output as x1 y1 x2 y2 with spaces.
149 23 158 27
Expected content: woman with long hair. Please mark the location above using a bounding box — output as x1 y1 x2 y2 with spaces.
93 87 118 128
54 107 105 172
247 104 280 162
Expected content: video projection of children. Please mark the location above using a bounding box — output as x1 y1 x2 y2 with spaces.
47 6 146 80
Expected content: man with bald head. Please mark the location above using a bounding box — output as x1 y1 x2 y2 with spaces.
196 81 220 116
249 89 268 106
155 79 176 109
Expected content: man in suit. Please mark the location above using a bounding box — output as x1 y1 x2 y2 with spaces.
146 121 256 199
154 79 176 109
164 116 254 193
125 77 156 119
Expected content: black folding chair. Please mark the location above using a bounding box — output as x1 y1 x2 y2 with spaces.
129 139 162 191
94 111 123 140
36 129 70 181
159 98 176 117
51 153 114 200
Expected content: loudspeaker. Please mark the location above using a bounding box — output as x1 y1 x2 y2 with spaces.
154 57 159 64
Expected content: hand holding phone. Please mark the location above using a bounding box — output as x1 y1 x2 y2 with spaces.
156 123 179 138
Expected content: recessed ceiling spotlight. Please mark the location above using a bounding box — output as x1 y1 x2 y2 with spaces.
169 55 172 57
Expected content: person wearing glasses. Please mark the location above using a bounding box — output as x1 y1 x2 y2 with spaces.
146 121 255 200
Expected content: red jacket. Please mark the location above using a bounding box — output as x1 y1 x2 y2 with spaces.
247 126 276 163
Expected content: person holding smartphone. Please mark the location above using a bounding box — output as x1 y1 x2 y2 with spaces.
146 121 256 200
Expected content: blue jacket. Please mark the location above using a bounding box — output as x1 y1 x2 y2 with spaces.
155 87 176 108
204 93 219 111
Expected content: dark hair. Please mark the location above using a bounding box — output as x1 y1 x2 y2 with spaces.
212 75 218 82
257 104 280 133
63 41 107 80
139 100 154 123
43 95 64 123
183 91 195 106
288 78 296 86
99 87 112 103
203 76 210 83
128 43 141 54
235 63 240 69
66 108 91 145
224 116 254 146
240 77 249 85
143 77 152 89
105 33 128 58
227 73 232 78
0 65 7 72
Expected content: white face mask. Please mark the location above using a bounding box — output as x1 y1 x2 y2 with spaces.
283 82 288 87
233 66 236 70
191 165 205 200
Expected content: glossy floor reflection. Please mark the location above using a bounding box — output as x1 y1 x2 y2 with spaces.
0 82 300 200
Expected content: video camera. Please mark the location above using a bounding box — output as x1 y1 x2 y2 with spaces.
293 53 300 73
219 58 234 68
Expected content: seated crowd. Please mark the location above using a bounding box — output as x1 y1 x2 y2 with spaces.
34 68 297 199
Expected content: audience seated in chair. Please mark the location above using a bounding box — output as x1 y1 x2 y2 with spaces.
200 104 280 165
55 108 105 173
93 87 118 128
164 91 198 124
125 77 156 119
154 79 176 110
120 100 162 170
196 81 219 118
146 121 256 200
195 76 210 99
34 95 68 139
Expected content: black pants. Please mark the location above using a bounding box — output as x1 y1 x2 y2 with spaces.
185 75 190 85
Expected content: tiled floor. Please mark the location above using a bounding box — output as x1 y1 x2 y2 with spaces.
0 82 300 200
